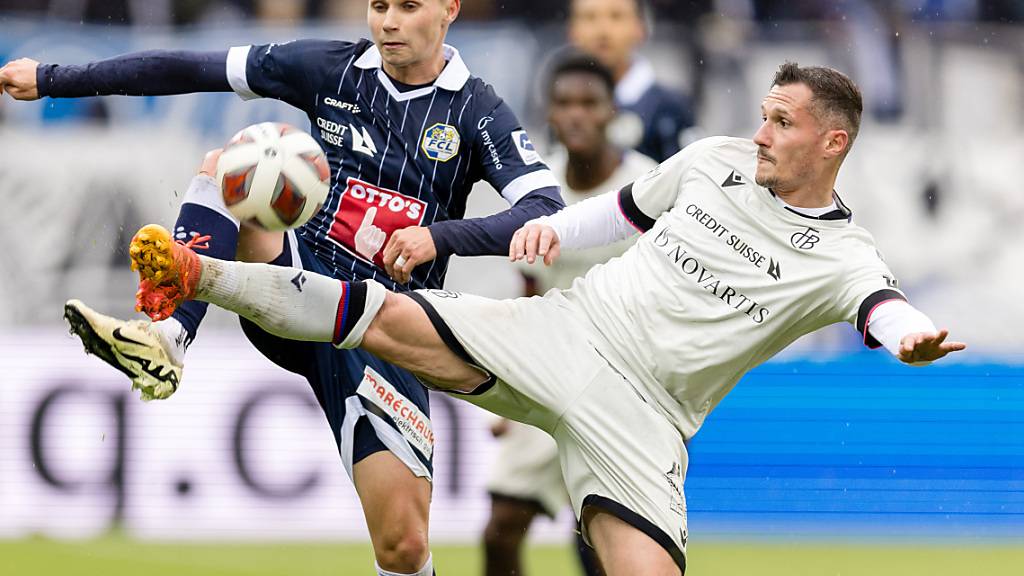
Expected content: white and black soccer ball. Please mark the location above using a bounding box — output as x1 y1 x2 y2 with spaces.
217 122 330 231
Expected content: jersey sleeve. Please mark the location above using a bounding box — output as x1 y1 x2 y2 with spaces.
470 98 560 205
835 248 908 349
226 39 341 111
617 136 724 232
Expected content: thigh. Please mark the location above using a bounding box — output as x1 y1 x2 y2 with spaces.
354 451 432 548
411 289 607 433
556 364 689 575
584 509 681 576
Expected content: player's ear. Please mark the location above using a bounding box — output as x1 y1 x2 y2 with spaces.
823 129 849 159
445 0 460 23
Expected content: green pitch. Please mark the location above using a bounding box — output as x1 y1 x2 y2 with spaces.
2 538 1022 575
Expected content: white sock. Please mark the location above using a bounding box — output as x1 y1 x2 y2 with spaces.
376 554 433 576
193 256 385 346
151 316 190 365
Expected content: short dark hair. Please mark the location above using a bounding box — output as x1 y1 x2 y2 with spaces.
772 62 863 149
549 52 617 99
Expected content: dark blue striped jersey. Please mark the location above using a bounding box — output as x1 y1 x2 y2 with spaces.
614 59 696 163
225 38 558 290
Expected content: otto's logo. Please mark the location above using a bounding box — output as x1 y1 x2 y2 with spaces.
790 227 820 250
421 123 461 162
328 178 427 267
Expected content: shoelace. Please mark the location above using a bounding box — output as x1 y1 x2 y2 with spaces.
179 233 211 251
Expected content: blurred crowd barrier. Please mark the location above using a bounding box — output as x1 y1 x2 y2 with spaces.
2 332 1021 541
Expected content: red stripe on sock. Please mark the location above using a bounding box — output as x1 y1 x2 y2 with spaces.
332 282 347 346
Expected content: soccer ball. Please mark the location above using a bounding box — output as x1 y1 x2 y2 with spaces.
217 122 330 231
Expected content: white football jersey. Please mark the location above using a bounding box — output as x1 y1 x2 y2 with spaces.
525 148 657 292
564 136 905 439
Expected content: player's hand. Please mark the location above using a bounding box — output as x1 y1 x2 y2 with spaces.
897 329 966 364
510 221 561 266
382 226 436 284
0 58 41 100
198 148 224 177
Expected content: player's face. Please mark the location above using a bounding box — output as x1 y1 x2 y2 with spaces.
569 0 645 76
752 83 826 192
548 72 616 155
367 0 456 69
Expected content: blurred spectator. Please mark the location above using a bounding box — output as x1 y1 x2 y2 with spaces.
568 0 697 161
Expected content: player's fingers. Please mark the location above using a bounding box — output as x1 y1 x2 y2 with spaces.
537 227 553 257
544 242 561 266
524 225 542 264
509 229 523 261
381 234 400 277
399 253 417 282
932 329 949 346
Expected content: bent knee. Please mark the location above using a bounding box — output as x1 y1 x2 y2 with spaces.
375 529 430 572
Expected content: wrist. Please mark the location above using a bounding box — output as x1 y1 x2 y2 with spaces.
427 222 454 258
36 63 53 98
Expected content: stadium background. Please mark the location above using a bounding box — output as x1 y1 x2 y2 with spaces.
0 1 1021 574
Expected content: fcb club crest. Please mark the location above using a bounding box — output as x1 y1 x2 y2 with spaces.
421 123 461 162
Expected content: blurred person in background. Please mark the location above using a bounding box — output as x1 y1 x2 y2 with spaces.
481 52 656 576
0 1 566 575
568 0 696 162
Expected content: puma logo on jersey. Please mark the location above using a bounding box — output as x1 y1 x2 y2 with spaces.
721 170 745 188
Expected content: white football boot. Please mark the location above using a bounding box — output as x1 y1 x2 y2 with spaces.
64 299 182 401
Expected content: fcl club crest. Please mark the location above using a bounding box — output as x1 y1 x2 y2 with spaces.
421 123 461 162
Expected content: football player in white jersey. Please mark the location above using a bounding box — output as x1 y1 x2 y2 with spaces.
116 63 965 575
482 53 656 576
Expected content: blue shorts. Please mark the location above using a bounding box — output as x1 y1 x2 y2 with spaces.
238 231 434 480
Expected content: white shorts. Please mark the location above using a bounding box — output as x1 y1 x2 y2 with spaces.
409 289 688 572
486 420 567 517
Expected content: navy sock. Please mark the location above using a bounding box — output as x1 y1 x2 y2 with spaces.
168 178 240 347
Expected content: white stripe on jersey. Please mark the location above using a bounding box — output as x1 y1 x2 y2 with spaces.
500 170 560 205
226 46 259 101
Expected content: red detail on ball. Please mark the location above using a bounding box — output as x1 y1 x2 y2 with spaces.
271 175 307 226
302 152 330 183
222 167 254 206
226 130 254 147
279 123 301 136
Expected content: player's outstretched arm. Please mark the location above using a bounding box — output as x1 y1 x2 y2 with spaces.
0 50 230 101
510 187 639 266
897 329 966 364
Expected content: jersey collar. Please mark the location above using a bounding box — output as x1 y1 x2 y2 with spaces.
354 43 471 99
768 188 853 222
616 57 657 107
